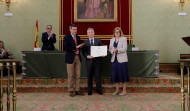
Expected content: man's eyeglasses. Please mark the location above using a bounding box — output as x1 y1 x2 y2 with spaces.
46 28 52 29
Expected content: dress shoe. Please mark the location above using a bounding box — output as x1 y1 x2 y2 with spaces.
88 91 92 95
69 91 75 97
97 90 103 95
75 91 85 96
119 92 126 96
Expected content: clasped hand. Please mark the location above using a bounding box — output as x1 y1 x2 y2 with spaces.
113 48 118 53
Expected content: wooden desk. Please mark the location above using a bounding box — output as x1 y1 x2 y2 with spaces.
22 51 159 78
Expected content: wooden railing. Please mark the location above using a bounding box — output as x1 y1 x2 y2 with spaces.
0 59 19 111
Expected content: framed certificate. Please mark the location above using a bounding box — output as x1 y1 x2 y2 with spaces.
90 46 107 57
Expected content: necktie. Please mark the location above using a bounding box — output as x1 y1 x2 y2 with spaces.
74 36 79 54
90 39 94 46
48 33 50 37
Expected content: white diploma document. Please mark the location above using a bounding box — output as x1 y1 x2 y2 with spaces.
90 46 107 57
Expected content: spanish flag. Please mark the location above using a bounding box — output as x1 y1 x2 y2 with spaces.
34 20 39 48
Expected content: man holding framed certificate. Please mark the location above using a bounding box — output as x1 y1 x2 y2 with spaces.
82 28 106 95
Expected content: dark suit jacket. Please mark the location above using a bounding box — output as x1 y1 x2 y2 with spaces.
63 34 82 64
82 38 103 64
41 32 56 51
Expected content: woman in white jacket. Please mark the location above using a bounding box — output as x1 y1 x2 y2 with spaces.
109 27 129 96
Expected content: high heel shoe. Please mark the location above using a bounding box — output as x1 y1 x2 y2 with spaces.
112 91 119 95
119 92 126 96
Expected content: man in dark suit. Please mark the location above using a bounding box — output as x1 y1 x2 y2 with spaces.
82 28 104 95
41 25 56 51
63 24 85 97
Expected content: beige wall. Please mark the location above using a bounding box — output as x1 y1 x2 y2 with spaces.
0 0 189 63
133 0 190 63
0 0 59 61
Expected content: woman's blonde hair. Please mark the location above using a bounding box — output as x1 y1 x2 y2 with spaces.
113 27 124 37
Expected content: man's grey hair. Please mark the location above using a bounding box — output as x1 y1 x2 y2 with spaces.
87 28 95 33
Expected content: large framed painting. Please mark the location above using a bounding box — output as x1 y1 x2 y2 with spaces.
74 0 118 22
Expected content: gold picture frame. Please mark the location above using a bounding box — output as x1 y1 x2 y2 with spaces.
74 0 118 22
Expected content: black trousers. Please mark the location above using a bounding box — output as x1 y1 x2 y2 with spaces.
86 60 102 91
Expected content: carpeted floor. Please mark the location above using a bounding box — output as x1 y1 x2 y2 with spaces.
2 93 185 111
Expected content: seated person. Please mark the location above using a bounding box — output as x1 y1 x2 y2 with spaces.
0 41 13 76
0 41 13 59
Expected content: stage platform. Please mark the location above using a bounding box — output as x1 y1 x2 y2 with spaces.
1 73 184 93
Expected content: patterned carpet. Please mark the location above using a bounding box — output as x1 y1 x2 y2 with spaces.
2 93 186 111
1 73 180 93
